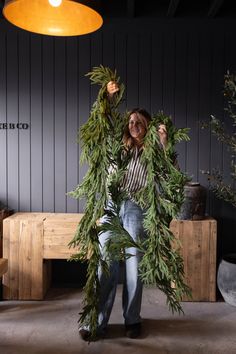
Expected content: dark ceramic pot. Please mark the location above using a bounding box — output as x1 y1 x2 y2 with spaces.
178 182 207 220
217 254 236 307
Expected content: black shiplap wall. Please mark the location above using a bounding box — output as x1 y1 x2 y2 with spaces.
1 18 236 254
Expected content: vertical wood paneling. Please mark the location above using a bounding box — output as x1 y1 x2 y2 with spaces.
114 33 127 112
7 31 19 211
139 34 152 112
90 32 103 103
209 32 225 218
175 31 188 172
198 33 212 192
0 29 7 206
66 37 78 212
162 31 175 117
31 35 43 211
103 32 115 70
55 38 66 212
19 32 30 211
185 32 200 179
77 36 90 212
78 37 90 128
150 32 163 113
127 33 139 109
42 37 55 212
0 19 236 234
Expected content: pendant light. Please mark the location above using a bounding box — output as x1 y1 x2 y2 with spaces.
3 0 103 37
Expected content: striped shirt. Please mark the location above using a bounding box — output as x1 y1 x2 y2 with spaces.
120 147 148 195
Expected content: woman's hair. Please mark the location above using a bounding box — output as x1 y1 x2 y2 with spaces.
123 108 151 149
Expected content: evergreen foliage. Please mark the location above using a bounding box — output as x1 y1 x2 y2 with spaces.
202 72 236 207
69 65 191 340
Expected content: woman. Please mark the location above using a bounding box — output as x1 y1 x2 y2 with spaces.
79 81 168 341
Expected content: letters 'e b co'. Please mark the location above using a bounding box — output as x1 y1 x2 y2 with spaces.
0 123 29 129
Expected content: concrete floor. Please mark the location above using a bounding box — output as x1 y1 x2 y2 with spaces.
1 286 236 354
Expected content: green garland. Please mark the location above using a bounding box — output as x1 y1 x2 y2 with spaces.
69 65 191 340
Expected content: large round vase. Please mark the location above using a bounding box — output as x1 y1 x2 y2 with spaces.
178 182 206 220
217 254 236 307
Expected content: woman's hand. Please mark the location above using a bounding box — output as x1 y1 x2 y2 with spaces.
107 81 119 97
158 124 168 148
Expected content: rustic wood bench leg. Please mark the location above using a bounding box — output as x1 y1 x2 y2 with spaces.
170 218 217 301
3 218 47 300
0 258 8 278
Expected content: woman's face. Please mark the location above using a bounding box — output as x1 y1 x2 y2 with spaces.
128 113 146 143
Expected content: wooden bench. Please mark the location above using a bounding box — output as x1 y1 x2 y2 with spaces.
2 212 217 301
3 213 83 300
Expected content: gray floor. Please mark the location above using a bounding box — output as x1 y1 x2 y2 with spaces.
1 286 236 354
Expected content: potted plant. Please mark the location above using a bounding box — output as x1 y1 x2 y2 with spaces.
202 72 236 306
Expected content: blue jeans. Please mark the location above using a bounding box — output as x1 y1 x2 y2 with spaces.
97 199 146 332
